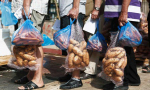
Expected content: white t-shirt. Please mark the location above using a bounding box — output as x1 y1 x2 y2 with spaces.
31 0 49 15
58 0 86 17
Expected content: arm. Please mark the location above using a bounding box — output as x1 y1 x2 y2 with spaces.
91 0 102 19
67 0 80 19
118 0 131 26
22 0 32 18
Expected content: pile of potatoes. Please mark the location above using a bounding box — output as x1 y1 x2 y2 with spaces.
12 45 37 67
102 47 127 83
67 39 89 68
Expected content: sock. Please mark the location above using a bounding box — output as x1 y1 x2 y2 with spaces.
72 78 80 81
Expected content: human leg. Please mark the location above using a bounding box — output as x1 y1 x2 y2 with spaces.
18 10 45 89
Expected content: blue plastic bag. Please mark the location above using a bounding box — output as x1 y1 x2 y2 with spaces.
53 18 75 50
87 19 107 52
12 9 43 46
42 34 54 46
118 21 142 47
1 0 18 26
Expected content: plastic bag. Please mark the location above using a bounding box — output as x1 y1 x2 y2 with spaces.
42 34 54 46
98 31 127 86
1 0 18 26
87 19 107 52
7 45 39 71
53 18 75 50
62 20 89 72
118 21 142 47
11 9 43 46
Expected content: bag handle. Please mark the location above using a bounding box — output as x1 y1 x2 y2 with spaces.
23 7 30 19
118 21 129 30
96 18 100 34
70 18 75 25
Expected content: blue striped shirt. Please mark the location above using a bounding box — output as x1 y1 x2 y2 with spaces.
104 0 141 22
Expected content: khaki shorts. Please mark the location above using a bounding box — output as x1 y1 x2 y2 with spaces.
31 10 45 33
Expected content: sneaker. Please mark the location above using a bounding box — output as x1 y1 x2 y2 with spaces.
58 74 72 82
103 83 128 90
128 82 140 86
60 78 83 89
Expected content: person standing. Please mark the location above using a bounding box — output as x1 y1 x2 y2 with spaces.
13 0 49 90
80 0 105 79
93 0 141 90
58 0 86 89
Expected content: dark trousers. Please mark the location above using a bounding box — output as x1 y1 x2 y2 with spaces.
60 13 85 55
111 18 141 85
148 11 150 47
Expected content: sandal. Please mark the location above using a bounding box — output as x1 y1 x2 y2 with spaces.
142 66 150 73
19 81 45 90
14 76 29 84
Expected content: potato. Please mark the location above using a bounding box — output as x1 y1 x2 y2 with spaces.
116 51 125 58
106 50 121 58
68 53 75 66
68 44 74 52
109 47 124 51
115 58 125 69
79 41 87 50
72 47 83 57
114 69 124 77
13 61 18 66
120 56 127 69
27 49 35 55
19 52 36 61
25 45 34 52
16 55 23 66
104 58 119 67
102 58 107 64
81 62 86 67
106 63 115 72
69 65 75 68
112 75 122 82
23 60 28 66
70 39 79 45
83 50 89 66
28 61 37 66
73 56 82 65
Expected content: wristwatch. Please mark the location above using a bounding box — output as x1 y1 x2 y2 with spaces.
94 7 100 11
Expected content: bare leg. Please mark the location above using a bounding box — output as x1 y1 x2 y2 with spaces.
18 46 44 89
72 70 80 79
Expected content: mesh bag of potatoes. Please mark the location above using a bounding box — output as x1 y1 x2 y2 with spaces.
62 20 89 72
8 45 38 70
98 31 127 86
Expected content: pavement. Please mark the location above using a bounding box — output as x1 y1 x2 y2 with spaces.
0 54 149 90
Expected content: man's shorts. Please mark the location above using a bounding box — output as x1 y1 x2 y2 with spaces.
31 10 45 33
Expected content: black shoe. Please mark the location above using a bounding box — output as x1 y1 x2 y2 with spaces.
80 73 96 79
128 82 140 86
58 74 72 82
60 78 83 89
103 83 128 90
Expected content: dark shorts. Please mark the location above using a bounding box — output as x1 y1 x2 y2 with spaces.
60 13 85 29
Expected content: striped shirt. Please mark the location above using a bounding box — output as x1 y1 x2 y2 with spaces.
104 0 141 22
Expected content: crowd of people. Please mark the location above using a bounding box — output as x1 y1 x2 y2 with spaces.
1 0 150 90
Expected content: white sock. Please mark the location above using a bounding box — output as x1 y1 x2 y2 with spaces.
72 78 80 81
